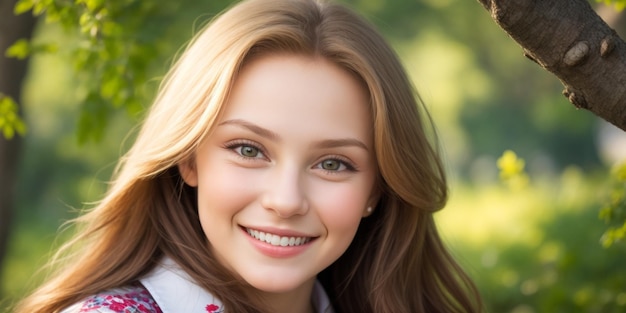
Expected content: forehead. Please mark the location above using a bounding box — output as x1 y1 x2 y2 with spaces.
219 54 373 144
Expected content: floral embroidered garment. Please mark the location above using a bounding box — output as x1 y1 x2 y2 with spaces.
63 257 334 313
61 284 162 313
139 257 225 313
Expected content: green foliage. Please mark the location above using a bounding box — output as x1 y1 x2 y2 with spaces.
12 0 182 143
0 95 27 139
440 168 626 313
598 0 626 11
5 39 30 60
498 148 625 249
599 162 626 247
5 38 58 61
477 203 626 312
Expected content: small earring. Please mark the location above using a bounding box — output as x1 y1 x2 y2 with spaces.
365 206 373 215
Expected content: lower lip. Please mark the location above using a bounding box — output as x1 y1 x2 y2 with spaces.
241 228 314 258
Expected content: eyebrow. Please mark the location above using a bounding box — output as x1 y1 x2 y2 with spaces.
313 138 369 152
218 118 370 151
219 119 280 141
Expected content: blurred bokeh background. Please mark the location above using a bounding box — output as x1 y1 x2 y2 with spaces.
1 0 625 312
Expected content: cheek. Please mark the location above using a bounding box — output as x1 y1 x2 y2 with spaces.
314 183 370 234
195 165 259 228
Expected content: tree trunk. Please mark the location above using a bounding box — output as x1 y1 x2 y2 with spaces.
0 0 37 292
476 0 626 131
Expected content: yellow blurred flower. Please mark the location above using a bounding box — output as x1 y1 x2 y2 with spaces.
497 150 529 190
497 150 525 179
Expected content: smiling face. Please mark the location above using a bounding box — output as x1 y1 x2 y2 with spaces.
179 53 378 300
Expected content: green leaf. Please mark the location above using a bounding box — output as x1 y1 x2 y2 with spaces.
598 0 626 11
101 20 122 36
32 1 46 15
0 95 27 139
14 0 34 15
2 126 15 140
599 206 612 222
44 3 62 22
100 75 124 100
85 0 104 12
5 39 31 60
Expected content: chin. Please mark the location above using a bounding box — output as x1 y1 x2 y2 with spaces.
249 279 301 293
243 273 313 294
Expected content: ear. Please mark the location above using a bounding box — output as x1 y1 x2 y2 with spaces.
178 158 199 187
362 191 381 217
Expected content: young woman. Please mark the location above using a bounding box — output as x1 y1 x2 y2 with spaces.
15 0 482 312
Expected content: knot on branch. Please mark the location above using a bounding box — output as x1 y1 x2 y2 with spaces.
563 41 589 67
601 36 616 58
562 88 588 110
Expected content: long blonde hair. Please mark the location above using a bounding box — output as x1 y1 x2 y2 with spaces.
15 0 481 312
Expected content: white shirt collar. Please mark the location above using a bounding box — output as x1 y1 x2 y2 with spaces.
140 257 334 313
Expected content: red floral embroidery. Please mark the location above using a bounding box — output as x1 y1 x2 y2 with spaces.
77 284 162 313
206 303 221 312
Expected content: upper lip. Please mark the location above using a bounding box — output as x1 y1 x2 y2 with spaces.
240 225 317 238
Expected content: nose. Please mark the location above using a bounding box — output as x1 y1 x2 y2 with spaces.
261 163 309 218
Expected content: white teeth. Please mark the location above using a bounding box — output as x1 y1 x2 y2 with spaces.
246 228 311 247
271 235 280 245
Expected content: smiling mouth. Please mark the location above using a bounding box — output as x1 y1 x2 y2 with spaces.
245 227 313 247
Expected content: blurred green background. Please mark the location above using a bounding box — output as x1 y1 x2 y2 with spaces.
2 0 626 312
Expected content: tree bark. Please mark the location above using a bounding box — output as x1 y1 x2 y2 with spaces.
477 0 626 131
0 0 37 291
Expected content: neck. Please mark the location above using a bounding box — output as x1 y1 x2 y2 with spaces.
254 279 316 313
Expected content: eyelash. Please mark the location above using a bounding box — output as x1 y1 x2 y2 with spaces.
317 155 358 173
223 140 267 160
223 140 358 173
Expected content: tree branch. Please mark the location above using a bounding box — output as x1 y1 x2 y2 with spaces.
0 0 37 292
477 0 626 131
